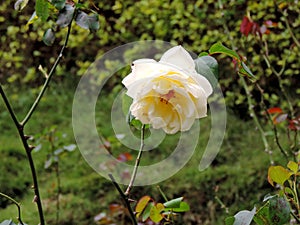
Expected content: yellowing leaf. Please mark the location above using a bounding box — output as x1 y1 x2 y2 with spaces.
287 161 298 174
135 195 151 218
268 166 292 186
150 205 164 223
156 203 165 212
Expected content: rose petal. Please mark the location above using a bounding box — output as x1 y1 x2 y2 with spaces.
160 46 195 74
122 59 156 87
190 73 213 97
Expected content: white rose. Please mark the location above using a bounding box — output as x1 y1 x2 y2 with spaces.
122 46 213 134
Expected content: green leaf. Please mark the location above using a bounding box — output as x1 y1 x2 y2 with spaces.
268 196 290 225
268 165 292 186
232 207 256 225
75 11 90 29
194 55 219 89
135 196 151 218
56 5 75 27
199 52 209 57
225 216 235 225
51 0 65 10
75 11 100 32
209 42 241 61
0 220 16 225
149 205 164 223
287 161 298 174
238 62 256 82
141 202 153 222
26 11 38 26
164 201 190 212
88 14 100 32
14 0 29 11
35 0 49 22
63 144 76 152
43 28 55 46
253 203 272 225
163 197 183 208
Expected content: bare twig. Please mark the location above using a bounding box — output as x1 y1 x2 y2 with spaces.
256 84 289 161
0 7 77 225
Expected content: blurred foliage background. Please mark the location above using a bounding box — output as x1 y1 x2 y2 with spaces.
0 0 299 224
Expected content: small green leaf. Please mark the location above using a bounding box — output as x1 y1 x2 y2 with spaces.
163 197 183 208
51 0 65 10
63 144 76 152
287 161 298 174
14 0 29 11
194 55 219 89
141 202 153 222
35 0 49 22
26 11 38 26
75 11 89 29
268 165 292 186
43 28 55 46
76 11 100 31
164 201 190 212
225 216 235 225
199 52 209 57
0 220 16 225
209 42 241 61
253 203 271 225
130 117 144 129
54 148 64 155
88 14 100 32
56 5 75 27
263 193 276 202
149 205 164 223
44 156 55 169
269 196 290 225
238 61 256 82
232 207 256 225
135 196 151 218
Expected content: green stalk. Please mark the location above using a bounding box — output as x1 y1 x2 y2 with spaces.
125 124 146 196
0 192 24 225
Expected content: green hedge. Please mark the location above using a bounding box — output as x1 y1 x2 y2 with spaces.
1 0 299 113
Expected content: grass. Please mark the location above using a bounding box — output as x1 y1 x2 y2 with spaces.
0 80 288 224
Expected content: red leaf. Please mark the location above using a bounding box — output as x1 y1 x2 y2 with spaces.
109 204 124 215
117 152 133 162
264 20 278 27
240 16 253 36
289 117 300 131
267 107 283 114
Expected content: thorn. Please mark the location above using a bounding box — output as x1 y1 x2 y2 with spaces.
28 145 35 151
32 195 38 203
24 135 33 141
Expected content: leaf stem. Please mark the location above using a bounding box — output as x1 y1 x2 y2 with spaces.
240 77 273 161
217 0 273 163
0 192 24 225
256 84 289 161
125 124 145 196
258 39 295 119
21 9 75 126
